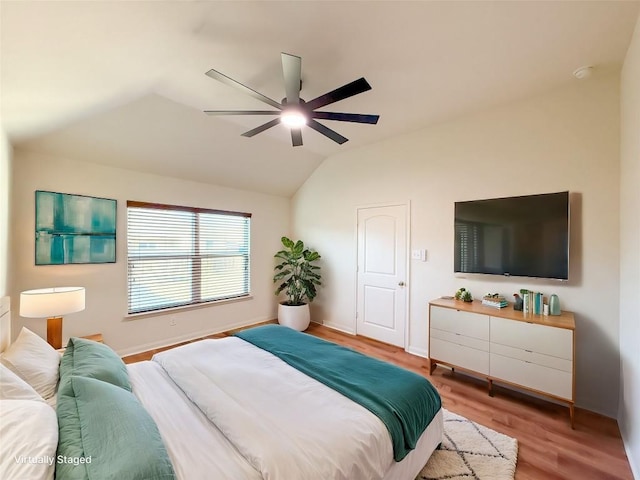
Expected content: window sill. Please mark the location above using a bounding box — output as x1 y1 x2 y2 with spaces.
125 295 253 320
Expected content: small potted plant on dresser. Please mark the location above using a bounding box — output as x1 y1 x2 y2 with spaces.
454 287 473 302
273 236 322 331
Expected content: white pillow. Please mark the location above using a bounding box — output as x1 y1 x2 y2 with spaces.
0 399 58 480
0 364 44 402
0 327 60 400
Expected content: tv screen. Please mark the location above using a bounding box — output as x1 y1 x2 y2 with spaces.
454 191 569 280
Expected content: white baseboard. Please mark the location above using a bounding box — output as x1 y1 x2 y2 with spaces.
317 323 429 359
115 316 274 357
574 400 617 419
406 345 428 358
624 445 639 480
318 321 356 335
620 425 639 480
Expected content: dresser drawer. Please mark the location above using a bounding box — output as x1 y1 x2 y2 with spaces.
491 342 572 373
430 338 489 375
431 328 489 352
490 353 572 400
490 316 572 360
430 306 489 340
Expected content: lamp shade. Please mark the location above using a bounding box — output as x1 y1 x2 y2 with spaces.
20 287 85 318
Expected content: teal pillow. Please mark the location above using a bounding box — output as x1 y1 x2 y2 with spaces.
56 376 175 480
56 389 89 480
58 337 130 397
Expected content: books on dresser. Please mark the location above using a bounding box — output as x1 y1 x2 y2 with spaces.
482 295 508 308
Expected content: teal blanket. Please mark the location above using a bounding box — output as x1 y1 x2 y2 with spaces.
235 325 441 461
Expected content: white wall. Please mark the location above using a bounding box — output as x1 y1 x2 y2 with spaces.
619 13 640 479
293 73 621 417
0 129 11 297
10 151 289 355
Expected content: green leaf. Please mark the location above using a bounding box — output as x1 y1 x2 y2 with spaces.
304 251 320 261
273 270 291 280
281 237 294 249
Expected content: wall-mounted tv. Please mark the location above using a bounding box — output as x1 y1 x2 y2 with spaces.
454 191 569 280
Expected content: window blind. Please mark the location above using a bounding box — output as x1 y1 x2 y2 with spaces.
127 201 251 314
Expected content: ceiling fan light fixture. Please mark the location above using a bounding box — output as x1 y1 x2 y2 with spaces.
204 53 378 146
281 110 307 127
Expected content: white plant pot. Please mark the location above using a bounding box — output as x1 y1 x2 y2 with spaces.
277 303 311 331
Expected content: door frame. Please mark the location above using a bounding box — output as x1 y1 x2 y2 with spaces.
354 200 411 351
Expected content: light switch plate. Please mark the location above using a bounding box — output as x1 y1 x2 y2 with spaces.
411 249 427 261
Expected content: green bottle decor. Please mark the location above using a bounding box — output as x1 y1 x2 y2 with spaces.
549 294 561 315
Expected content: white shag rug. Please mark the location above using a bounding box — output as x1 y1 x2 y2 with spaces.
417 409 518 480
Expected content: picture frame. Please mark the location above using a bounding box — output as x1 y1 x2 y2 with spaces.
35 190 117 265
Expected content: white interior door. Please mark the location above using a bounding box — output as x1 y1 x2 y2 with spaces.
356 204 407 347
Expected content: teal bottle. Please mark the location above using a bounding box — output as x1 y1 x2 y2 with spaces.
549 294 561 315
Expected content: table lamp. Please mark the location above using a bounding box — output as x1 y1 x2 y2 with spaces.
19 287 85 349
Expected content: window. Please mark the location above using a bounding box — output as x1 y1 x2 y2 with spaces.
127 201 251 314
455 222 480 273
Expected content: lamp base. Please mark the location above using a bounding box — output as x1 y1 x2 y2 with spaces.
47 316 63 349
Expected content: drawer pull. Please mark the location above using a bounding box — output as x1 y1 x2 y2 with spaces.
525 349 533 353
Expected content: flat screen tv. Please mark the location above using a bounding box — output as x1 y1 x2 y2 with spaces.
454 191 569 280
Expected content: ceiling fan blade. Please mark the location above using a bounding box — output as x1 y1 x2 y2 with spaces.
241 118 281 138
204 110 280 116
290 128 303 147
205 69 282 110
304 78 372 111
307 119 348 145
311 112 379 124
281 53 301 105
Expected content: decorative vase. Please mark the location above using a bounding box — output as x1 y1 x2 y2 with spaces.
277 303 311 331
549 294 561 315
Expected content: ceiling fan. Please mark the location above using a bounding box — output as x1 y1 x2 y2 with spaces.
204 52 379 147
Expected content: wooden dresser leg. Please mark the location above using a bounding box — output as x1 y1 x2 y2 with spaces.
429 360 437 375
488 378 494 397
570 403 575 429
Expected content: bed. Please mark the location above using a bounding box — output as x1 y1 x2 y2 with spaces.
0 296 443 480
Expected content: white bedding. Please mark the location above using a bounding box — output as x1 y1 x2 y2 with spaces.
0 399 58 480
153 337 394 480
130 336 443 480
128 361 261 480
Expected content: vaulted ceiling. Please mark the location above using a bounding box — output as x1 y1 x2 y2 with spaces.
2 1 638 196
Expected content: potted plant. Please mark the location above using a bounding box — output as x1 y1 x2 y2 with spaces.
273 236 322 331
454 287 473 302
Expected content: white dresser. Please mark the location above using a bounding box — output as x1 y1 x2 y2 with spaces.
429 298 576 426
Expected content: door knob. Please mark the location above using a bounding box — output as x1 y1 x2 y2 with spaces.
398 281 405 286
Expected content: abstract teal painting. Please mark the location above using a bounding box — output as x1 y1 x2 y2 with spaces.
35 191 117 265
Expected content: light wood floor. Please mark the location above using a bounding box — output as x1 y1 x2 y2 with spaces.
123 322 633 480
